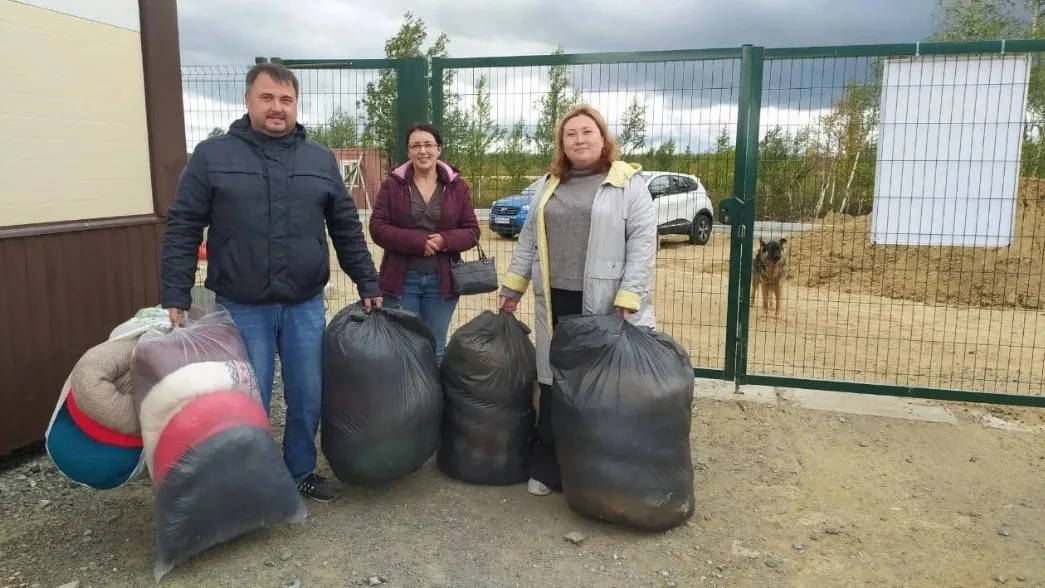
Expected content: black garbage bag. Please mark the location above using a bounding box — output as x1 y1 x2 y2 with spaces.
437 310 537 485
154 421 306 581
320 302 443 485
550 313 696 532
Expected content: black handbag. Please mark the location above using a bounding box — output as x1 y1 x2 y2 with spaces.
449 243 499 295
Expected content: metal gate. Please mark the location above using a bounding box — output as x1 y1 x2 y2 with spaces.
183 39 1045 408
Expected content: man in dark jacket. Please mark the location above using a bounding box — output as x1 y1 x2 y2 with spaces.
160 62 381 502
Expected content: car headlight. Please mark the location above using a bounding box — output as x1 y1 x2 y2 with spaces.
521 204 529 212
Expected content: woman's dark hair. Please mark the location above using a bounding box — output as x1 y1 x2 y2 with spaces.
405 122 443 146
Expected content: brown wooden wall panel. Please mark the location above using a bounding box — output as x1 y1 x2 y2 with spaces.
0 220 166 454
140 0 187 216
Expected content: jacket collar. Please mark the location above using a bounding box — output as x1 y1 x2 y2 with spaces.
227 113 306 147
390 160 460 184
604 161 641 187
548 160 641 188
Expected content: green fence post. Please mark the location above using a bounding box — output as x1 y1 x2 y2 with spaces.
723 44 765 386
733 46 764 385
723 45 753 382
430 58 444 130
395 57 429 164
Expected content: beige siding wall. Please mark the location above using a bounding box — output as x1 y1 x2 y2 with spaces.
0 0 153 227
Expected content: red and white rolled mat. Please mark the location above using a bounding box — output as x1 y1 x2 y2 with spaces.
137 360 261 481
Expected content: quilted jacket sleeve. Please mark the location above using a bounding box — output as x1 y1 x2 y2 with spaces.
613 174 658 311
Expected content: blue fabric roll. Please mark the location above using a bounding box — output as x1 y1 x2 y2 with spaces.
46 403 142 490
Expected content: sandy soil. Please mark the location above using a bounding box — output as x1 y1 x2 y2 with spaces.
787 179 1045 311
4 384 1045 588
653 234 1045 396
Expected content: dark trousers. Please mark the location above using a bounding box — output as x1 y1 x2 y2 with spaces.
529 287 584 491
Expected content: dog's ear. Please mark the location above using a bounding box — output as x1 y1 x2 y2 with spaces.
759 237 766 247
779 237 787 246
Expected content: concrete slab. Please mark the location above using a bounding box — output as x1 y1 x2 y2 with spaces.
979 414 1045 433
693 379 778 405
777 387 958 424
692 378 964 424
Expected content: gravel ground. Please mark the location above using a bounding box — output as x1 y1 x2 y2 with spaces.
3 375 1045 588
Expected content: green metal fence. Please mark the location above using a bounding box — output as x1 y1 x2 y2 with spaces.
181 39 1045 407
429 48 746 379
738 41 1045 407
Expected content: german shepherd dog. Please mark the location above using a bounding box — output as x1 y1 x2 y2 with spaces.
751 237 787 318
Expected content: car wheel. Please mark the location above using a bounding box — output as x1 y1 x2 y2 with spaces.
688 213 712 245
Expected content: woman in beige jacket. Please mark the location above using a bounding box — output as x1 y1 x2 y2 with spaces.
498 104 658 497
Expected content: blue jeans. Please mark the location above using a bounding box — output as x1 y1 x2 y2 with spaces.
217 292 325 483
385 270 458 364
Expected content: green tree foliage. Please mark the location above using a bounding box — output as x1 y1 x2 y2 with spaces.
667 127 736 205
457 75 502 178
927 0 1030 41
617 95 648 157
358 12 464 165
499 119 533 192
648 138 678 171
533 46 583 160
308 108 360 149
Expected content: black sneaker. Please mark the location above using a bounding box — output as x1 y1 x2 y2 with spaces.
297 473 339 502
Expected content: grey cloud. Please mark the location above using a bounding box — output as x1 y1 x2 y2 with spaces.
176 0 416 65
369 0 938 55
441 53 885 118
176 0 942 148
356 0 936 113
176 0 940 66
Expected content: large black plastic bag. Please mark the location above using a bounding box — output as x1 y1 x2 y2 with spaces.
437 310 537 485
550 313 696 532
321 302 443 485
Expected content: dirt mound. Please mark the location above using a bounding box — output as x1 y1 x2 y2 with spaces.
787 179 1045 309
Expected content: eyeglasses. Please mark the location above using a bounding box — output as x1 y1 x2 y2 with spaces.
409 142 439 152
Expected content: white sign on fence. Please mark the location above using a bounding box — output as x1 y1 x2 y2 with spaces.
871 53 1031 247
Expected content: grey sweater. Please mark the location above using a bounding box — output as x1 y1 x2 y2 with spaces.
544 167 605 290
500 167 606 303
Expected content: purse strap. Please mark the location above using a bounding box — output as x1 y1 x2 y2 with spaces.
451 240 489 265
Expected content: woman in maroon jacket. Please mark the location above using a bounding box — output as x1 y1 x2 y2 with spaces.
369 122 480 363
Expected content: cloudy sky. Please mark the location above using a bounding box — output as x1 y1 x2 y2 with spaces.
176 0 940 65
176 0 946 151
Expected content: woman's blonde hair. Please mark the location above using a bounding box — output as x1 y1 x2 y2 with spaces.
550 104 620 179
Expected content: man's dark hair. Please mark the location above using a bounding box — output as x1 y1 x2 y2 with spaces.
246 62 300 97
405 121 443 146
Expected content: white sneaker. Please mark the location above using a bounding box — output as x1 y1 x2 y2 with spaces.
527 478 551 496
